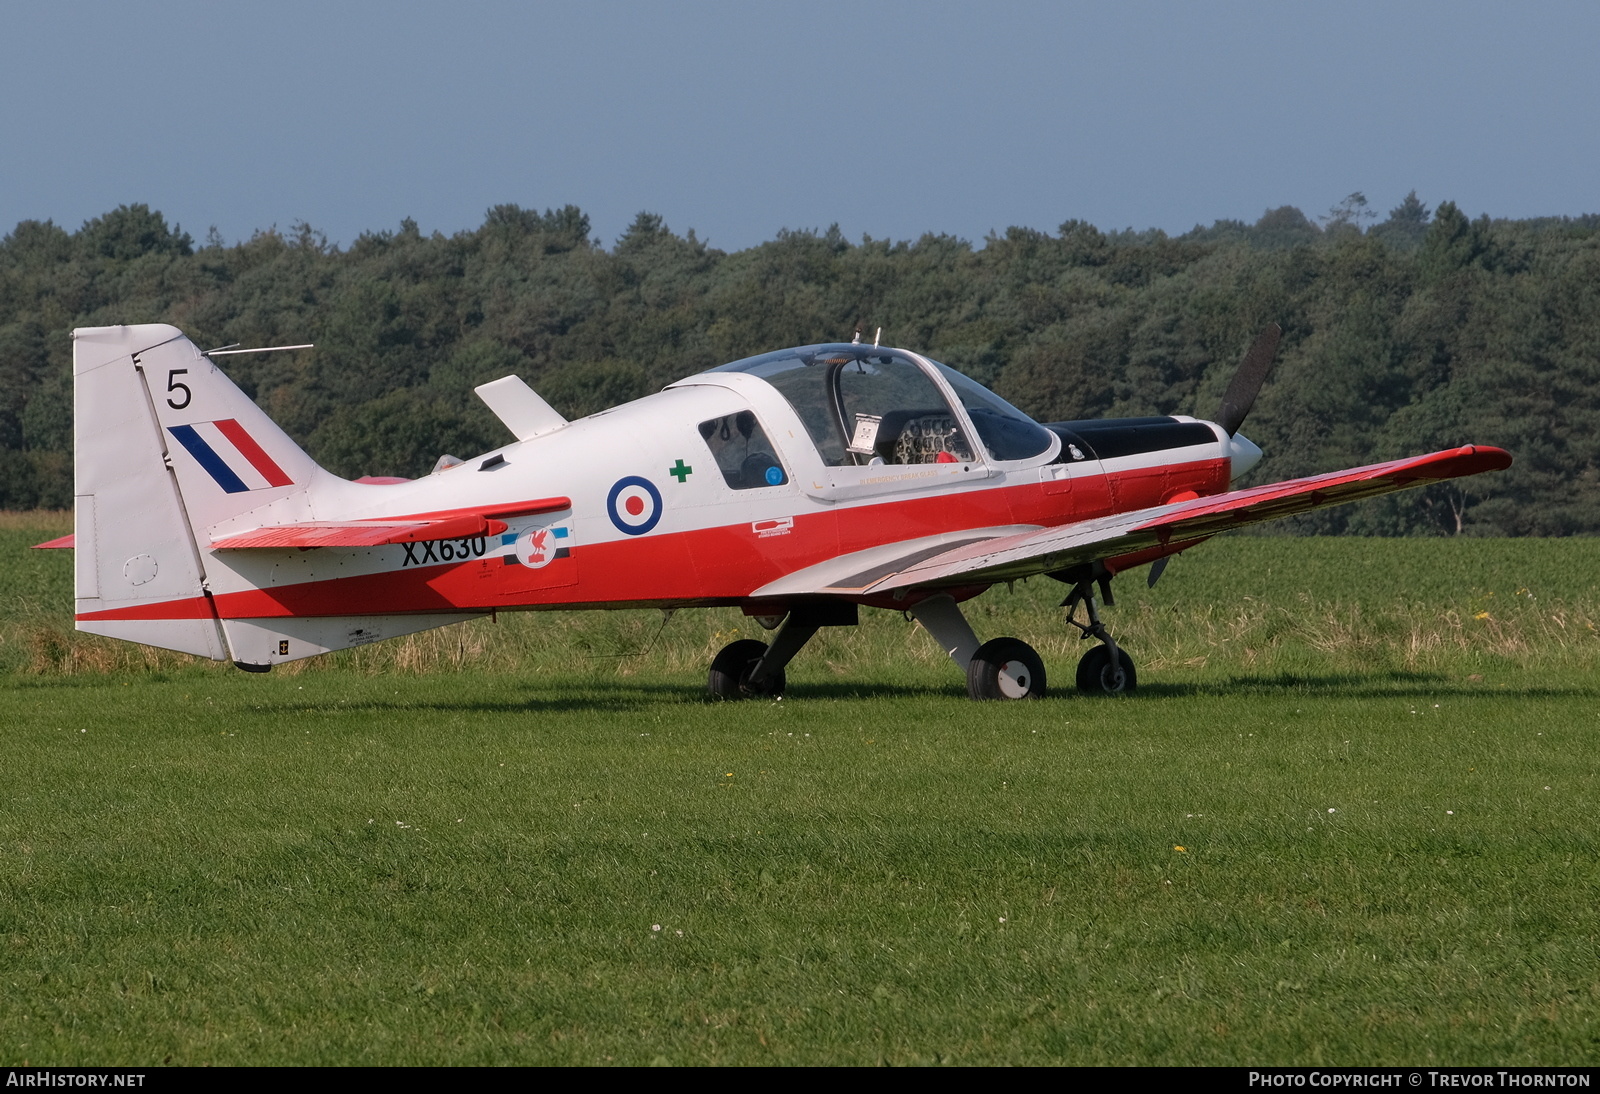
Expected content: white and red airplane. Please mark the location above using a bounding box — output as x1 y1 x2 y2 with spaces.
49 322 1509 699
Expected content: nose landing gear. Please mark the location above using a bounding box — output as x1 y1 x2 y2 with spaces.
1074 642 1136 695
1057 564 1138 696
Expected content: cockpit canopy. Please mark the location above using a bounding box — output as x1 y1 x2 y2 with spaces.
708 344 1055 466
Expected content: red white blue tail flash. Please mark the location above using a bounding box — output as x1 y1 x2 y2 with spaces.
168 419 295 493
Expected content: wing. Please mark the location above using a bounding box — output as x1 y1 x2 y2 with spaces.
754 445 1511 598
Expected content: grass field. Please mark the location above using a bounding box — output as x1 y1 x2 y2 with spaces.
3 512 1598 1065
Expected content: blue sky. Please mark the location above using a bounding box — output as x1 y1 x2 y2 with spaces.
4 1 1597 251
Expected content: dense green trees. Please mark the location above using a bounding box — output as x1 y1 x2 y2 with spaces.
2 199 1597 533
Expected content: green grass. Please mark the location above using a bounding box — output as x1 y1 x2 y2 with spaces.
3 515 1599 1065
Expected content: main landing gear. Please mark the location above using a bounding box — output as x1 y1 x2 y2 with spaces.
707 602 858 700
909 593 1047 701
967 637 1047 700
707 639 782 699
911 580 1136 700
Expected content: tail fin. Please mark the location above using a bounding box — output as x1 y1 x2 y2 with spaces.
72 324 322 658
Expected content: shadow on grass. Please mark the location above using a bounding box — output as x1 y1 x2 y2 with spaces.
255 678 969 716
247 673 1600 715
1130 669 1600 701
10 667 1594 709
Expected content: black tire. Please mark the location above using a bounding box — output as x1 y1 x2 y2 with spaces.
965 637 1047 700
1075 644 1137 695
707 638 785 699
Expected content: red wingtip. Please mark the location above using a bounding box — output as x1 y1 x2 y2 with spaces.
31 534 75 549
1464 445 1515 472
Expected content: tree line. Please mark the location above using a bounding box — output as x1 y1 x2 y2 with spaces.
3 193 1597 534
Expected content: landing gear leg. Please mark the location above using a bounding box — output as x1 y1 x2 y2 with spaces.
910 593 1046 700
742 612 820 697
1060 565 1137 696
908 594 980 669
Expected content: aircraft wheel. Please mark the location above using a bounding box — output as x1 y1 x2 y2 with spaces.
707 638 785 699
1075 644 1137 696
965 637 1047 700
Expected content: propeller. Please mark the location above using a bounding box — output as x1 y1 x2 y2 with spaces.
1215 323 1282 437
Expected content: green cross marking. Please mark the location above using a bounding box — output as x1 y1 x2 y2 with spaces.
669 459 693 483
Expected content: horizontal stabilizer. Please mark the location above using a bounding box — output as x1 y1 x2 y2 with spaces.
211 516 506 550
207 495 572 549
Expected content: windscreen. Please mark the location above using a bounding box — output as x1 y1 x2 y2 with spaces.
930 362 1056 461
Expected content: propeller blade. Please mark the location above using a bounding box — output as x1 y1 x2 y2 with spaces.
1216 323 1282 436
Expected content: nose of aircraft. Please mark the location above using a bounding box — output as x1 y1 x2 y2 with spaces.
1227 431 1262 480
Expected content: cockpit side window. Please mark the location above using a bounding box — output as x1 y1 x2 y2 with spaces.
758 363 849 466
697 411 789 490
836 357 974 465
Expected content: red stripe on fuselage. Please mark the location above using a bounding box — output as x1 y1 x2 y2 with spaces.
74 459 1230 622
76 596 217 621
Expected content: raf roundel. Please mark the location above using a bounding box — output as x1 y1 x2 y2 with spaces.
606 476 663 536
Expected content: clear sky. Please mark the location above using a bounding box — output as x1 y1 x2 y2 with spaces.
3 1 1597 251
